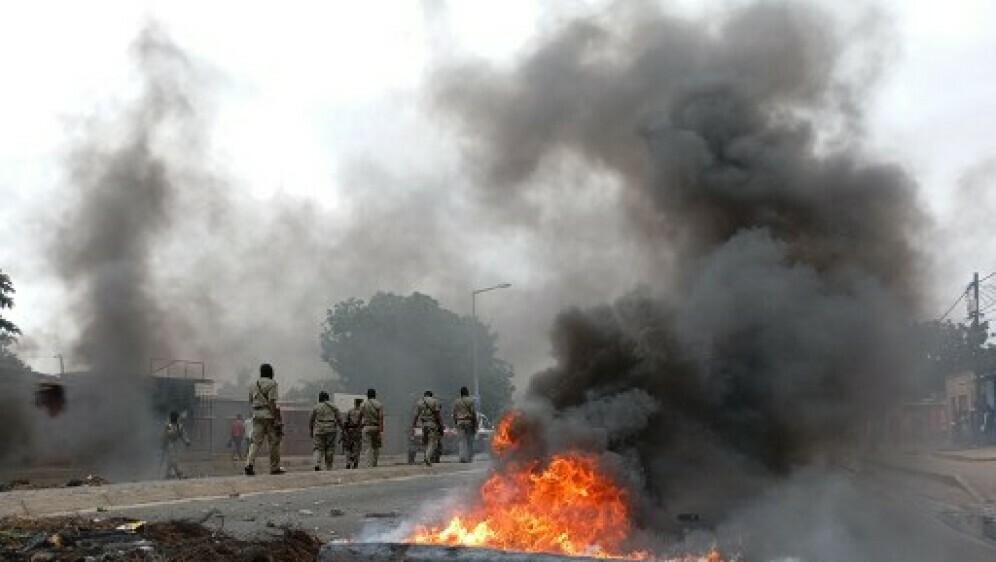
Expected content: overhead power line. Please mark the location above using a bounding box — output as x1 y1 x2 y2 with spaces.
936 272 996 322
939 289 967 321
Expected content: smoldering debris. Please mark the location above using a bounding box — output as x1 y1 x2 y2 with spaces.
430 0 926 553
0 516 321 562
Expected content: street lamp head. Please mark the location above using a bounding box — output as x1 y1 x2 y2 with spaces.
473 282 512 295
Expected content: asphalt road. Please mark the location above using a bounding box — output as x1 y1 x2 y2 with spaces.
81 465 996 562
751 468 996 562
95 468 486 543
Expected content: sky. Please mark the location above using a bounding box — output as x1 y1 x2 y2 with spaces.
1 0 994 383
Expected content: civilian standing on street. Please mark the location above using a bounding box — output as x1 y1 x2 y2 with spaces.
453 386 478 463
243 414 252 450
245 363 284 475
230 413 247 462
360 388 384 468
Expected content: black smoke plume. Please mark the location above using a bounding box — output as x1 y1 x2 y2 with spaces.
47 25 198 470
433 0 924 540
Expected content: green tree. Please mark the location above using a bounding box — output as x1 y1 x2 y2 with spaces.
0 269 28 378
320 292 515 421
915 319 996 393
0 268 21 349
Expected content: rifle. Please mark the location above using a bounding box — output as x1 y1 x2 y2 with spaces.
257 380 283 436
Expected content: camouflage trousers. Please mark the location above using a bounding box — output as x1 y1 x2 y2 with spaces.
361 426 382 468
312 431 337 470
344 431 361 468
457 421 476 463
163 442 183 479
246 417 281 472
420 425 440 466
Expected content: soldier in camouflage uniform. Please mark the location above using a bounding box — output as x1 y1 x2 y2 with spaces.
360 388 384 468
342 398 363 469
412 390 443 466
245 363 284 476
452 386 478 463
162 411 191 479
310 391 343 471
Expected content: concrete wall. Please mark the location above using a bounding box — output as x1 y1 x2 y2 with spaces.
946 370 978 418
193 397 413 456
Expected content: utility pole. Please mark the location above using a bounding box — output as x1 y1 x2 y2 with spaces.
968 271 992 427
972 272 981 335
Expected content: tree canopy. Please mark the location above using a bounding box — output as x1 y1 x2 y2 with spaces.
0 269 21 350
320 292 514 422
914 319 996 392
0 269 28 378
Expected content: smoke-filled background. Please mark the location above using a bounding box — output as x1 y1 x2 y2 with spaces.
1 1 990 388
0 1 995 556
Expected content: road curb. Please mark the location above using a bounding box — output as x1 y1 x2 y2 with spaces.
0 463 485 519
932 451 996 463
869 458 988 504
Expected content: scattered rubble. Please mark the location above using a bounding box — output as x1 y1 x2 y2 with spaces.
86 474 107 486
0 516 322 562
2 474 109 492
0 479 40 492
363 511 400 519
65 474 108 488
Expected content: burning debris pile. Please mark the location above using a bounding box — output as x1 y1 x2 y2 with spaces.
410 413 728 561
411 418 636 557
0 516 320 562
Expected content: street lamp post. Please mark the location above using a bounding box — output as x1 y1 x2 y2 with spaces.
472 283 511 419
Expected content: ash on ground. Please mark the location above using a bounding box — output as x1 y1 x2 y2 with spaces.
0 516 321 562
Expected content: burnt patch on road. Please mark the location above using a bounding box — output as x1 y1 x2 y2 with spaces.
0 516 321 562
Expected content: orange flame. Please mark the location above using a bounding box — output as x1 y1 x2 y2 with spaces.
411 451 640 558
490 409 522 456
409 411 730 561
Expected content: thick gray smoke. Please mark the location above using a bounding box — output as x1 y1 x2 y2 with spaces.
45 25 197 471
17 23 489 473
430 1 928 558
